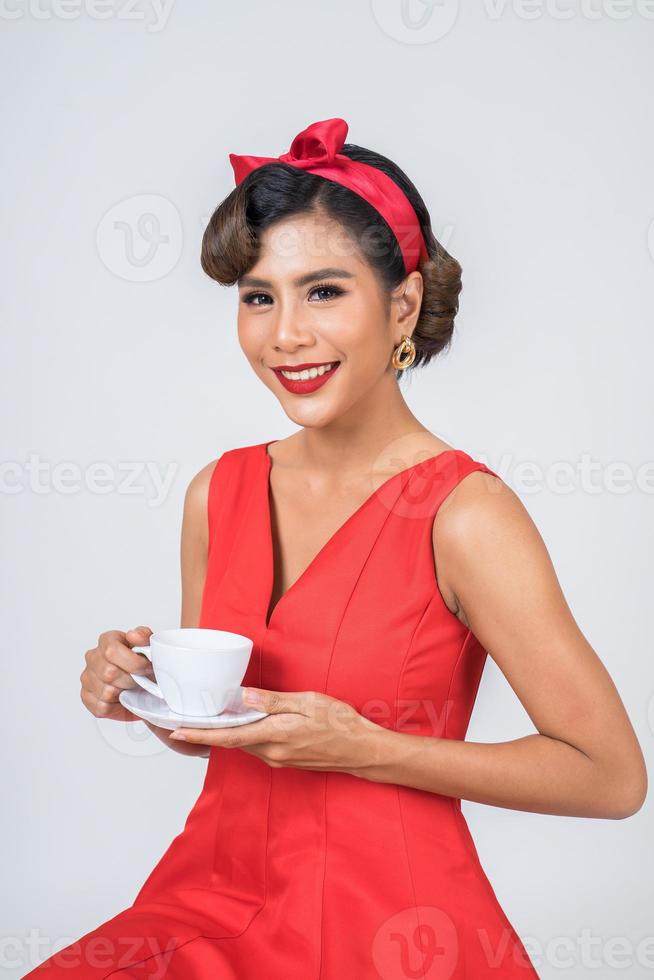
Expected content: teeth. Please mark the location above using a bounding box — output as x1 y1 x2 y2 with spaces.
280 362 338 381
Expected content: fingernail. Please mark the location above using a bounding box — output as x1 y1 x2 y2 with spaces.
243 688 262 703
170 731 187 740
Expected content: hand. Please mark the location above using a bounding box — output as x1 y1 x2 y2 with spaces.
168 688 388 775
80 626 156 723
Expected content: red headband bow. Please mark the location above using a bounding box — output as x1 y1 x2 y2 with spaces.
229 117 429 275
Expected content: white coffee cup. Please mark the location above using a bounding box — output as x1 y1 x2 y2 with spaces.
130 627 253 717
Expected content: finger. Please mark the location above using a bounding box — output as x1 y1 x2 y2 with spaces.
86 648 153 691
83 658 145 703
126 626 153 642
80 686 141 722
98 629 127 647
100 632 155 676
125 626 154 671
81 669 132 714
241 688 310 715
169 715 276 747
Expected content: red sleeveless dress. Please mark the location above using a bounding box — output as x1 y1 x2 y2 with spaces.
27 440 540 979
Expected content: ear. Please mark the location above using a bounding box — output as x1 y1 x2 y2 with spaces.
390 271 424 336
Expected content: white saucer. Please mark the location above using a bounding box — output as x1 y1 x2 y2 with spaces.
119 686 269 729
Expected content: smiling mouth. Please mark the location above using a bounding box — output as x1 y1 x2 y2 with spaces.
273 361 340 381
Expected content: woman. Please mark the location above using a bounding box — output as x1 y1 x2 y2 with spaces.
29 118 647 978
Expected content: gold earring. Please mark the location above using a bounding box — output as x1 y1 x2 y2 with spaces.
391 334 416 370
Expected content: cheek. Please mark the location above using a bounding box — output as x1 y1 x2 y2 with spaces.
339 304 390 366
237 317 262 360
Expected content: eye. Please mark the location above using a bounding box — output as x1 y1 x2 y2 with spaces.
241 291 273 307
308 282 345 302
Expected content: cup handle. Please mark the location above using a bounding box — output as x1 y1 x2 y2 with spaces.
130 645 165 700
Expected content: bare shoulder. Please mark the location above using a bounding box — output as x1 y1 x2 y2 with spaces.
185 457 221 509
432 466 541 624
181 457 225 546
437 465 520 522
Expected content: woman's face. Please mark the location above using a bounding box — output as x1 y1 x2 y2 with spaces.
237 211 423 429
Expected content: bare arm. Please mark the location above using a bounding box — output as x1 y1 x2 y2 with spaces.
356 471 648 819
144 458 220 758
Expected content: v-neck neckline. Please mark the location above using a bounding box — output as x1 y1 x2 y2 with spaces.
261 439 461 631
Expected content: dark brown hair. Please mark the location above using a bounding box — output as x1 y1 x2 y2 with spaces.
201 143 462 378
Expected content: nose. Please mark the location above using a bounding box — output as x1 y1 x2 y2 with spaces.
269 294 314 351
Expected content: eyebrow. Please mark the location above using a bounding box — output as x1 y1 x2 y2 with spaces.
237 267 356 289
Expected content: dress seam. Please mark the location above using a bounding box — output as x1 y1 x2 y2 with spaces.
202 760 272 942
444 628 475 740
394 594 435 980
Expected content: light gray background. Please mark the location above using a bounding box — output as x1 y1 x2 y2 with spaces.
2 2 653 977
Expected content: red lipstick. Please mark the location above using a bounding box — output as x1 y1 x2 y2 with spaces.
271 360 341 395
